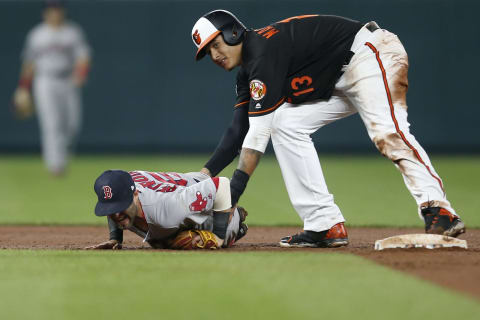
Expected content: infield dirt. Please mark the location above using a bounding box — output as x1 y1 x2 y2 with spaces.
1 226 478 300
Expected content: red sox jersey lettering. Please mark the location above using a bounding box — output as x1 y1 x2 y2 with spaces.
130 171 187 193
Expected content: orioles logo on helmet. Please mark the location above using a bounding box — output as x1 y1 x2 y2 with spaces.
193 30 201 45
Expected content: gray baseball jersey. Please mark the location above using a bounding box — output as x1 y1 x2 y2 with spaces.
23 21 90 76
129 170 218 242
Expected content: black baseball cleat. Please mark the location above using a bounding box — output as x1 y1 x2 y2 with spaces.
235 207 248 242
421 206 466 237
279 223 349 248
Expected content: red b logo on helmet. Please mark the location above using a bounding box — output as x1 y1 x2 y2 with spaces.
103 186 113 200
193 30 201 45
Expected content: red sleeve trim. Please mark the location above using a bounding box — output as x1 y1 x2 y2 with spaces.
211 177 220 190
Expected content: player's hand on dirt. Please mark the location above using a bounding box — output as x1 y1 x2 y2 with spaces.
84 239 122 250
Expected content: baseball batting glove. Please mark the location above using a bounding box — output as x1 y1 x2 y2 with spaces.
169 230 220 250
12 87 34 119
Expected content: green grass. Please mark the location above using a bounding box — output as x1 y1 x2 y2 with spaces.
0 250 478 320
1 154 478 227
1 155 479 319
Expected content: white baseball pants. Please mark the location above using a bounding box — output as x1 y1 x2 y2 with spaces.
34 76 81 174
270 24 456 232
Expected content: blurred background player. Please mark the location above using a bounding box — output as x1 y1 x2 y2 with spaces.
13 0 91 176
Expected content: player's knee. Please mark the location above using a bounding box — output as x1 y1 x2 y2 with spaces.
372 132 412 161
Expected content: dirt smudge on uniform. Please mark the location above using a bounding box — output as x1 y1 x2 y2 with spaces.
373 132 414 160
389 60 409 110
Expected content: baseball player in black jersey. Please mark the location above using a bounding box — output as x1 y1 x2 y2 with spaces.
191 10 465 248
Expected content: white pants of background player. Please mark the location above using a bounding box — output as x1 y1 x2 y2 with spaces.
34 75 81 174
269 25 457 232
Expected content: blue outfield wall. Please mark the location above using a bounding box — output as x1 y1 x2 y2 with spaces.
0 0 479 153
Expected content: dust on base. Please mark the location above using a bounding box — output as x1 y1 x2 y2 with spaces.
374 234 467 251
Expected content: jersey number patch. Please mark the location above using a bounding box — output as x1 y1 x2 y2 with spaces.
291 76 314 96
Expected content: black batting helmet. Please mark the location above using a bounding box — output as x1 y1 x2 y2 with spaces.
191 10 247 61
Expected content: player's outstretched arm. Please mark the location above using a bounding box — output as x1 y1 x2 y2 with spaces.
85 239 122 250
84 217 124 250
230 148 263 206
12 62 34 119
203 106 249 176
73 57 90 87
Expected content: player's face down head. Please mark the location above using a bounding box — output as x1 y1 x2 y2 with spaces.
109 200 138 230
206 34 242 71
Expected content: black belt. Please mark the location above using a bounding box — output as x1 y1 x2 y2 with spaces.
365 21 380 32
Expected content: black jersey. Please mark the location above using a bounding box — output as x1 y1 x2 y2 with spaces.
235 15 362 116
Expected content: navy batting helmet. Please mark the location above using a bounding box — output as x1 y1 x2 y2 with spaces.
192 10 246 61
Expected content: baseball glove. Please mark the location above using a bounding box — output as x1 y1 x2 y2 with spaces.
169 230 220 250
12 87 34 119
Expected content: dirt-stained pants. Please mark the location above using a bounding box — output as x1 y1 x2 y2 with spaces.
270 24 456 232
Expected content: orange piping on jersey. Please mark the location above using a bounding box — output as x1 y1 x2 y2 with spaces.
195 31 221 59
278 15 319 23
256 26 280 39
263 29 280 39
248 97 285 115
257 26 274 35
234 100 250 108
365 42 444 193
293 88 314 96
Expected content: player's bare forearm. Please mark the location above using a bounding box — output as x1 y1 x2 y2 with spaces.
237 147 263 176
73 58 90 87
20 62 34 78
17 62 34 89
230 148 261 205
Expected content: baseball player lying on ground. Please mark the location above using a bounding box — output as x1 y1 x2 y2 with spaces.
85 170 248 250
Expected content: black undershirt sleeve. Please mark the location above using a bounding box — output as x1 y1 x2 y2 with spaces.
108 216 123 243
204 106 249 177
